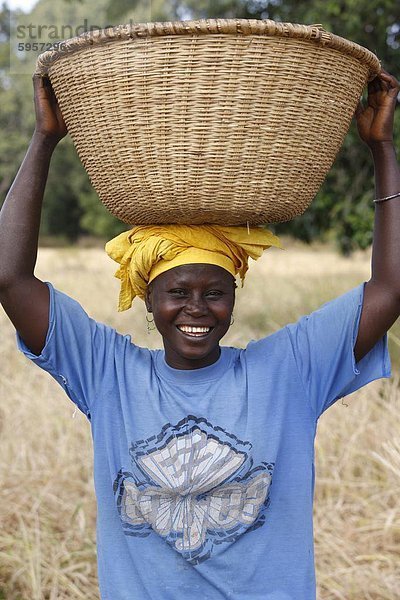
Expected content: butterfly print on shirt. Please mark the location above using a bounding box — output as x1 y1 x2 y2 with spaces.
114 415 274 564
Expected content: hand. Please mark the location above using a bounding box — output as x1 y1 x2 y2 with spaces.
355 69 399 149
33 74 68 143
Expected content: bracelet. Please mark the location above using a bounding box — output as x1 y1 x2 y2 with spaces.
374 192 400 203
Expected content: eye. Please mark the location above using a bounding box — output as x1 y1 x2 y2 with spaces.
168 288 187 296
205 290 223 298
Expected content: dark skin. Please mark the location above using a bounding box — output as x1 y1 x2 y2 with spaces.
0 71 399 368
145 264 236 369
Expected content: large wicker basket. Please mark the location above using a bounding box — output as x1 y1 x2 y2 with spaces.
35 19 380 225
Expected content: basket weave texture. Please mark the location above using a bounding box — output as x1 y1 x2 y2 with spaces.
36 19 380 226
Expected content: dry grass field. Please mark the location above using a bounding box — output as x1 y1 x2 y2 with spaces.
0 241 399 599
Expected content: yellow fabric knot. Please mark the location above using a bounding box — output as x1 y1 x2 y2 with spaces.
105 225 282 311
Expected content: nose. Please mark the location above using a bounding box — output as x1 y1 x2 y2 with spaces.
183 292 208 316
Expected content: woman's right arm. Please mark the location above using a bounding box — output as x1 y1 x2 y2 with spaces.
0 75 67 355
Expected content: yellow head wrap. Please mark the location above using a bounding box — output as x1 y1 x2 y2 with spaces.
105 225 282 311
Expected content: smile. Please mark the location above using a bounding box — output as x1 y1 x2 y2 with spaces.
177 325 213 337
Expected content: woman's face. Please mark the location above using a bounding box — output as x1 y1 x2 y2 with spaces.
145 264 235 370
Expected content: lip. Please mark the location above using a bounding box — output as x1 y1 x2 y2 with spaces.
175 325 214 338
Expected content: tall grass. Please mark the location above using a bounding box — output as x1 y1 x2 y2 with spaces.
0 242 399 599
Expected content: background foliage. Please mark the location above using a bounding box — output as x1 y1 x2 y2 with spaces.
0 0 399 250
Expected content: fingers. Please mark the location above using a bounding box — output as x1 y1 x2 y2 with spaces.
32 74 58 107
379 68 399 84
366 69 399 103
377 69 400 94
32 73 43 91
32 73 53 91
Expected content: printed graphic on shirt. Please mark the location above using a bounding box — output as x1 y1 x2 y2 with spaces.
114 415 274 564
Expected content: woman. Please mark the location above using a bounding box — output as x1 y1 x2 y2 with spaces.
0 70 398 599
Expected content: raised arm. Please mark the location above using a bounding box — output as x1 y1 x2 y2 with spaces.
354 70 400 362
0 75 67 355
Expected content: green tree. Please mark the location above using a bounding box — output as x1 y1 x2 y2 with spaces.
1 0 126 241
0 5 35 200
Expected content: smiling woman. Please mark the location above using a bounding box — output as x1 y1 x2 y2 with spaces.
146 264 236 369
0 68 399 600
104 223 281 369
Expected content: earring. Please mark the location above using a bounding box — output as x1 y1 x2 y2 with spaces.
230 314 235 326
146 312 156 334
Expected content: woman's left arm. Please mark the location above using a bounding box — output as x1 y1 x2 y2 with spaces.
354 70 400 362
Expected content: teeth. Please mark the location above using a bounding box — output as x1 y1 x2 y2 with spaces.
178 325 211 334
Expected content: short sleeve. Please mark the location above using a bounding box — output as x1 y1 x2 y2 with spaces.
285 283 391 418
17 283 123 418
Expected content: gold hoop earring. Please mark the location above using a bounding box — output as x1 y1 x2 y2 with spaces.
146 312 156 334
230 314 235 326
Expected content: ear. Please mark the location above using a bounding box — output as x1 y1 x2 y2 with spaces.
145 285 152 313
232 278 237 310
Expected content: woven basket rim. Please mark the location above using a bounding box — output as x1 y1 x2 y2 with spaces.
35 18 381 78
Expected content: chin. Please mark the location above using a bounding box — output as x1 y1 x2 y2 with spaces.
179 347 215 362
166 341 221 369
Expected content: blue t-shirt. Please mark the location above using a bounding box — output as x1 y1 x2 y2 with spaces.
18 283 390 600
